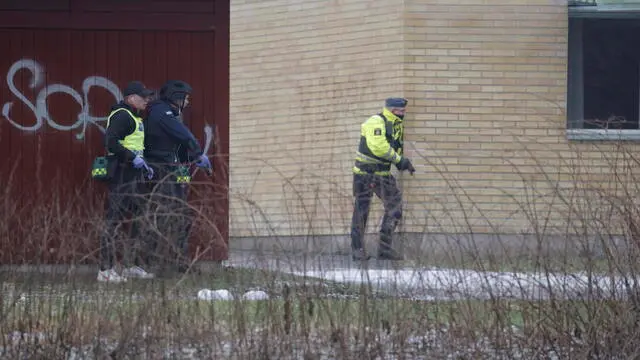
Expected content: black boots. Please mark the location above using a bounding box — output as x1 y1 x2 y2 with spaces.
377 246 404 260
377 233 404 260
351 247 404 261
352 248 372 261
351 233 404 261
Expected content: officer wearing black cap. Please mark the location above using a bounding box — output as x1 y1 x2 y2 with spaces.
98 81 155 283
350 97 415 261
142 79 211 274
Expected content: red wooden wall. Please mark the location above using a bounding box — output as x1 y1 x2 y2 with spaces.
0 0 230 264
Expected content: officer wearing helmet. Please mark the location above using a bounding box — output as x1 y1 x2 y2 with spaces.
350 97 415 261
142 79 211 274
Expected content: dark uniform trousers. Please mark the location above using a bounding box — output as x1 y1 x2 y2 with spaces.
100 161 148 271
350 173 403 255
143 162 193 271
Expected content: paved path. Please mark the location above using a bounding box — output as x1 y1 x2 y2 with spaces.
226 251 636 301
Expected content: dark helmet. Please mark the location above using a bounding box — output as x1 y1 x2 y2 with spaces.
159 80 192 106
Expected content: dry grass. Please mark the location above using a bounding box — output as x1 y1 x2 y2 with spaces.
3 135 640 359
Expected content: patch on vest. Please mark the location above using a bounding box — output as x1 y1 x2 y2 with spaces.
166 111 173 115
374 128 382 136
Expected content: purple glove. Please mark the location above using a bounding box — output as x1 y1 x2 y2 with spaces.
132 155 154 179
195 154 211 169
132 155 146 169
143 163 154 179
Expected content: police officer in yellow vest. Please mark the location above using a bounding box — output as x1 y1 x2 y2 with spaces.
350 97 416 261
98 81 155 283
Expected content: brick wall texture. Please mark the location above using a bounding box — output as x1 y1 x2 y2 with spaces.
230 0 639 240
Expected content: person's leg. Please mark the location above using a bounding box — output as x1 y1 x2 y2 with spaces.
121 168 155 279
118 167 138 267
145 164 170 271
147 164 183 275
174 182 194 272
374 175 403 260
98 166 128 283
128 175 148 267
350 173 373 260
100 189 119 271
140 162 168 269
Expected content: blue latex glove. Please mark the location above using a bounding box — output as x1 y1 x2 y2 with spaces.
132 155 146 169
143 163 154 179
132 155 154 179
195 154 211 169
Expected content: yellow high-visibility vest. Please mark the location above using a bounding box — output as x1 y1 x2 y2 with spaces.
106 107 145 154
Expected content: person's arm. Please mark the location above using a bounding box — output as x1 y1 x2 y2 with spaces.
177 145 191 163
362 115 402 164
153 109 203 157
104 110 137 162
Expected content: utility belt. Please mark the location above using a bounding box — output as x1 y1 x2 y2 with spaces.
176 166 191 183
159 164 191 184
105 149 144 157
354 160 391 174
144 150 177 163
133 150 192 184
91 150 144 183
145 161 192 184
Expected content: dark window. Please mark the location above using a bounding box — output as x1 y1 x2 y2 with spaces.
567 18 640 130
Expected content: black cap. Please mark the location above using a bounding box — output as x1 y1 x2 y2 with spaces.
123 81 154 97
385 97 408 108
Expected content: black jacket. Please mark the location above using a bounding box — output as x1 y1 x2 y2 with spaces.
104 101 140 163
143 99 203 164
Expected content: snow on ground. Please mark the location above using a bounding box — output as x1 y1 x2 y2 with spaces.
225 252 639 301
288 267 637 300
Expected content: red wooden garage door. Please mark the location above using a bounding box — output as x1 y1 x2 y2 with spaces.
0 0 230 264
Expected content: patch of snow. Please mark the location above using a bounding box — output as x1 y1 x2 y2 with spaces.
242 290 269 300
289 267 637 300
196 289 270 301
197 289 234 301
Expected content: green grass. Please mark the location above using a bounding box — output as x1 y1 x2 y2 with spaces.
2 294 526 336
6 291 632 341
0 265 526 336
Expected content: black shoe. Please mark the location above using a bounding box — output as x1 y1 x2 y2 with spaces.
377 248 404 261
352 248 372 261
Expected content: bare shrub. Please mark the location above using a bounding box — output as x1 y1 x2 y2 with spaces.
5 127 640 358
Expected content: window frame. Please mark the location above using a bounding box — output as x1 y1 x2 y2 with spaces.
566 4 640 141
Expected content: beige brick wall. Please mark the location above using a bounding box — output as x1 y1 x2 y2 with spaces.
402 0 570 235
230 0 406 237
230 0 640 241
402 0 640 237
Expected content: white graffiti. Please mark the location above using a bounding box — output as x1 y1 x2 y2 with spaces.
2 58 121 140
203 124 213 155
1 58 214 155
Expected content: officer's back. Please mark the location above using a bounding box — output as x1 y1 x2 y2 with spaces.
143 80 203 165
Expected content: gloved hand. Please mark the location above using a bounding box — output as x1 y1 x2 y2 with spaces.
396 157 416 175
195 154 212 169
143 164 154 180
132 155 154 179
132 155 146 169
